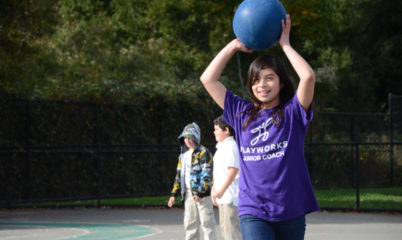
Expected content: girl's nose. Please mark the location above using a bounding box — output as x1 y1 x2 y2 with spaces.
258 80 267 87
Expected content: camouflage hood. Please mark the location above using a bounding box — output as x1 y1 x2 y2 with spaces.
178 122 201 153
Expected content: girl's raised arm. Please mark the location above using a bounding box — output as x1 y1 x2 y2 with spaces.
279 14 315 111
200 39 253 109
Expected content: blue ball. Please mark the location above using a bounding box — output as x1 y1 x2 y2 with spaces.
233 0 286 50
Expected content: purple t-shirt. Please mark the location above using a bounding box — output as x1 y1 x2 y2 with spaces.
223 90 320 222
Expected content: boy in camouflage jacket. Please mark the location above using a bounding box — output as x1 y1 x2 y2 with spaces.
168 122 216 240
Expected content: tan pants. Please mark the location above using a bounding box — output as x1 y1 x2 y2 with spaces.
218 204 241 240
184 189 216 240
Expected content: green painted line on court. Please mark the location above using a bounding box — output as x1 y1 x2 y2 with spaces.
0 222 154 239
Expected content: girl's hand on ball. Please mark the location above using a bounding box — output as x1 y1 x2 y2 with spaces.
279 14 291 48
232 39 254 53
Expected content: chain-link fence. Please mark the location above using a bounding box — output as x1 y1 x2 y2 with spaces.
305 93 402 211
0 94 401 211
0 98 220 205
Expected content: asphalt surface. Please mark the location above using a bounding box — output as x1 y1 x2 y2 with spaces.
0 208 401 239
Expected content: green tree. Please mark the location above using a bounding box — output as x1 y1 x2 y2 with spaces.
1 0 401 112
0 0 59 97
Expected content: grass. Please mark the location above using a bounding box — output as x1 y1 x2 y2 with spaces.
5 187 402 211
101 196 182 206
8 195 182 208
315 187 402 210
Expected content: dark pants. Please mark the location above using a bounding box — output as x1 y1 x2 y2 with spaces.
239 214 306 240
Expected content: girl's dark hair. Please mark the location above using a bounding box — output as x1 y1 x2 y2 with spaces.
242 54 295 130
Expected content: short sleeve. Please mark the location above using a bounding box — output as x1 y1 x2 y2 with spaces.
227 145 240 169
290 94 313 127
223 90 251 129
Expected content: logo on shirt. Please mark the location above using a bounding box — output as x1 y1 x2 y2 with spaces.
240 117 287 162
250 118 273 146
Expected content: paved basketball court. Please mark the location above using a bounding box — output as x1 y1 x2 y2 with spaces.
0 208 401 239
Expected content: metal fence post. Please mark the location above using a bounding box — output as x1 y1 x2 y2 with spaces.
388 93 394 186
6 150 12 208
354 143 360 210
24 99 32 201
93 102 102 208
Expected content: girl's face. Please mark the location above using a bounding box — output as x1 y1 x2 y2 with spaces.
251 68 282 109
213 125 229 143
184 137 197 150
